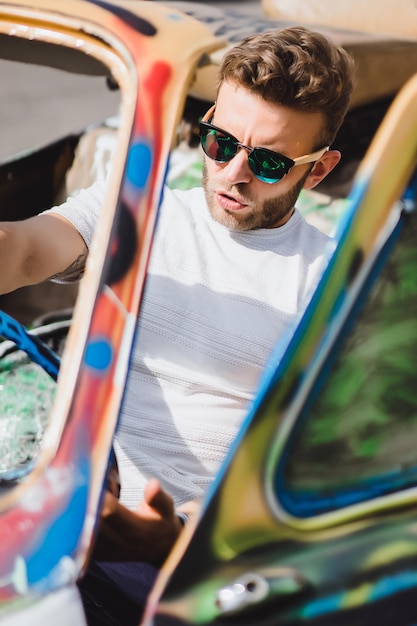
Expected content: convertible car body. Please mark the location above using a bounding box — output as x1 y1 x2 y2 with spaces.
0 1 416 625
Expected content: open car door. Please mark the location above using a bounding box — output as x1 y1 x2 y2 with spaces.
145 65 417 626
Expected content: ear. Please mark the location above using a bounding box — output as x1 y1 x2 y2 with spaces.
303 149 341 190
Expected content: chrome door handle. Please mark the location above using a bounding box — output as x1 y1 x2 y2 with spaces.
215 568 311 616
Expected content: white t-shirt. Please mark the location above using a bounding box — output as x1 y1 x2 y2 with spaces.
48 183 334 507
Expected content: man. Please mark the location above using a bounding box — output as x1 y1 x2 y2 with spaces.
0 26 354 624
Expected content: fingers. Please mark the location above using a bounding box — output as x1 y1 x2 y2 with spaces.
100 490 120 518
142 479 175 520
94 483 182 564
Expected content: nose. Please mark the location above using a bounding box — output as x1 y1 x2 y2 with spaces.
224 146 252 185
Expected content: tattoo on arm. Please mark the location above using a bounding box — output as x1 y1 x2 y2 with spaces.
48 252 88 283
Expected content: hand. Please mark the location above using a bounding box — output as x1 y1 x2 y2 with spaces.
91 479 184 566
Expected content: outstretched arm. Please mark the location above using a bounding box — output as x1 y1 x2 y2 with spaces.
91 479 199 566
0 212 87 295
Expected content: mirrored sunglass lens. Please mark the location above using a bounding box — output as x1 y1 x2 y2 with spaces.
249 149 290 183
202 129 237 162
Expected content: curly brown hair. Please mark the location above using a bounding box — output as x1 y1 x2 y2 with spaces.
218 27 355 147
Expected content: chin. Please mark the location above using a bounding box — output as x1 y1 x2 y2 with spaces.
209 206 246 231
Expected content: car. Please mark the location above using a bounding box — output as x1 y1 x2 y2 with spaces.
0 1 416 625
145 84 417 625
0 2 221 623
142 6 417 624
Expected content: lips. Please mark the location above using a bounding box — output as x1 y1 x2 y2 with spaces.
216 191 247 212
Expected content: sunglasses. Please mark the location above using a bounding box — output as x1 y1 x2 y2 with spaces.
199 108 329 184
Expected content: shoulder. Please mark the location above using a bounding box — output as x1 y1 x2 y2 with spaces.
162 185 205 208
290 209 336 259
158 186 206 225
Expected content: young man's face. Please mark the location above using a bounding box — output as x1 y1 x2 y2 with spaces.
202 80 328 231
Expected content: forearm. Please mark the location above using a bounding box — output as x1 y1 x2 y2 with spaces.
0 222 34 294
0 214 87 295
